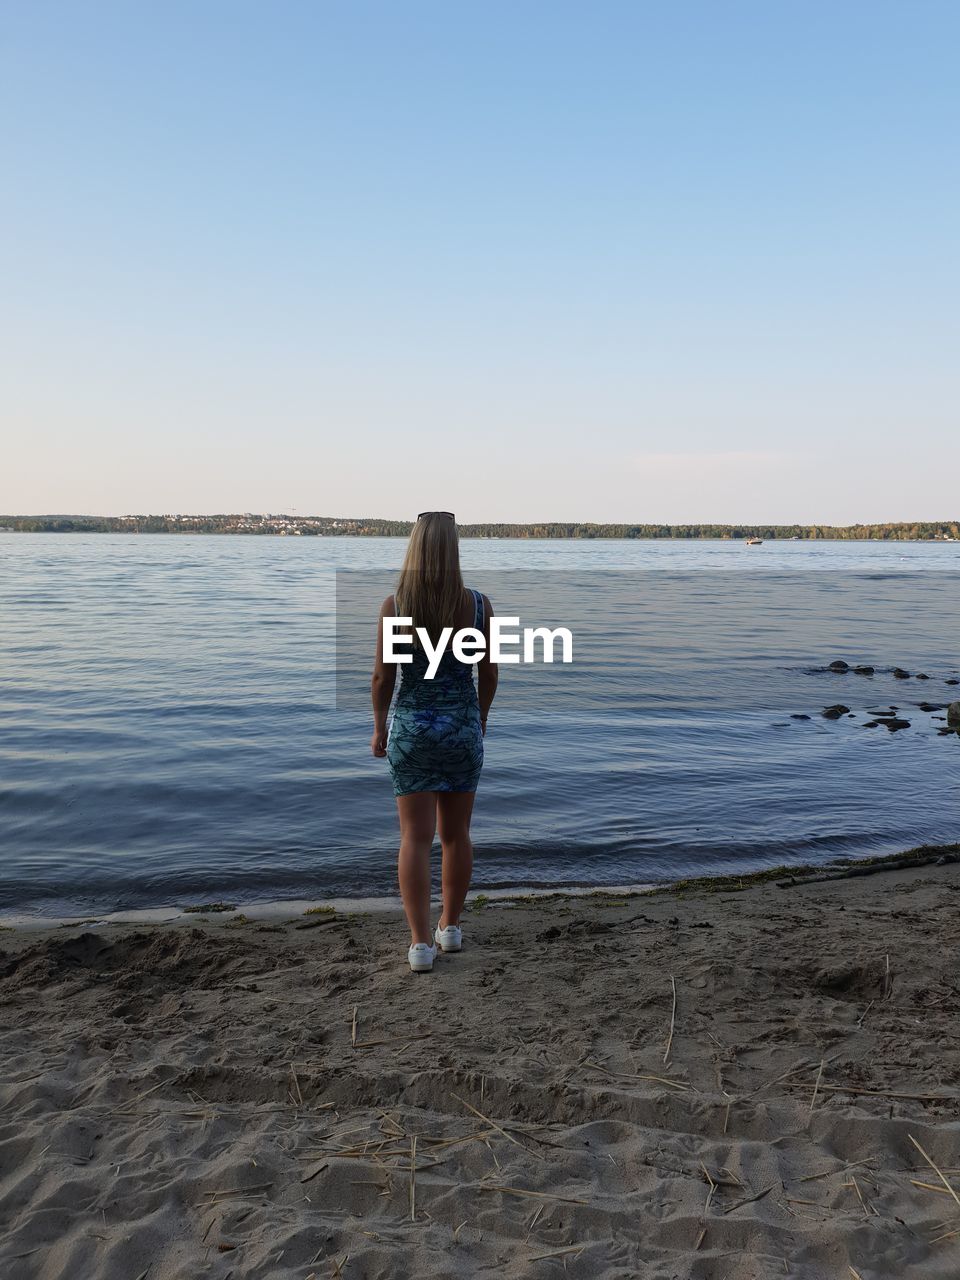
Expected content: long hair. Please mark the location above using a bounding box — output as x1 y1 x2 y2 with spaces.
395 514 465 647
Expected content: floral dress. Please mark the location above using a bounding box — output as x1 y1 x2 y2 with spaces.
386 589 485 796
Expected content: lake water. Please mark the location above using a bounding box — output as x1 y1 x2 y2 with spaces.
1 534 959 916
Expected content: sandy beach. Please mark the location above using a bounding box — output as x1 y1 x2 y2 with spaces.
3 854 960 1279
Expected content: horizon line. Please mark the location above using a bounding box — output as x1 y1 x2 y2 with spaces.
3 514 959 529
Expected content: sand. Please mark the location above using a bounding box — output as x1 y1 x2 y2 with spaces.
2 859 960 1279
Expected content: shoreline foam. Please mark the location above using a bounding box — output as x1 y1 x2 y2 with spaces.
2 841 956 932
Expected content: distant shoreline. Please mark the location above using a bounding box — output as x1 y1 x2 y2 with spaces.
2 515 959 541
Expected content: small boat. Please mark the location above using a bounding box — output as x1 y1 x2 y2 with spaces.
745 537 763 545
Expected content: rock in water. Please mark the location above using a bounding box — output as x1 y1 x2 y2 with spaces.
884 718 911 731
948 702 960 728
828 660 849 671
822 704 851 719
893 668 911 679
854 665 875 675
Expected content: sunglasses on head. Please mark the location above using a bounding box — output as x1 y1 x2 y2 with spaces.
417 511 456 521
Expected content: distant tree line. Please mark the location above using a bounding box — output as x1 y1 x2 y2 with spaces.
2 514 958 540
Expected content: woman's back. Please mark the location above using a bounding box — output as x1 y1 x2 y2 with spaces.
395 587 485 705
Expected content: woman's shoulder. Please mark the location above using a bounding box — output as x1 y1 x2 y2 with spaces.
379 593 397 615
466 587 493 621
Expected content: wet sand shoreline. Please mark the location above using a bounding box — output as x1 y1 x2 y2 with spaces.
3 841 958 932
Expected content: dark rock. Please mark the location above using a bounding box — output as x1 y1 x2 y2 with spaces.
853 665 875 675
828 660 849 672
822 704 851 719
938 728 960 737
883 718 911 731
948 702 960 729
790 713 811 720
918 702 946 713
893 668 910 679
916 673 930 680
947 678 959 686
863 721 880 728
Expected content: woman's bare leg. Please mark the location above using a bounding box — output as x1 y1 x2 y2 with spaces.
396 792 437 945
436 791 476 928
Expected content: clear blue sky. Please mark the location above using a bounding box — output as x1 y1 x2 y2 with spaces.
2 1 958 523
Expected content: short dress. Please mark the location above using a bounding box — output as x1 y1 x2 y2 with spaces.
386 588 485 796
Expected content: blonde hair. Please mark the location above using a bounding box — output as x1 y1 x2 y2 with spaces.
395 514 465 646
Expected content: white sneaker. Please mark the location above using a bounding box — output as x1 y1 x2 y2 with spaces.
408 942 437 972
434 922 462 953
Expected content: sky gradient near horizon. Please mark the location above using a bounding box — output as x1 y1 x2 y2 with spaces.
2 1 958 524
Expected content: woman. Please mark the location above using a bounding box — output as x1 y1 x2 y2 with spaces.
371 512 498 972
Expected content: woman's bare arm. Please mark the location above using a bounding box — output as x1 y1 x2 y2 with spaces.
371 594 398 756
477 594 498 733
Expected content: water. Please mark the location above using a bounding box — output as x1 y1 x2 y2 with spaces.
1 534 958 916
